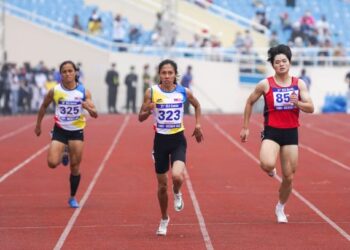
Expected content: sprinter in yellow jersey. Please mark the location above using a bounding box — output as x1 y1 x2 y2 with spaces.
35 60 97 208
139 59 203 236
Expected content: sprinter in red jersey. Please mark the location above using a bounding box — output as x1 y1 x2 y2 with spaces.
240 44 314 223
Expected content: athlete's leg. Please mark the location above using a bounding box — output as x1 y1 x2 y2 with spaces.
279 145 298 204
47 141 66 168
259 139 280 174
172 161 185 194
156 173 169 220
67 140 84 199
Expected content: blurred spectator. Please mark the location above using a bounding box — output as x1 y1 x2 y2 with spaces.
316 15 330 43
243 30 254 54
333 42 347 66
180 66 193 115
125 66 138 113
77 62 85 84
279 12 292 32
72 14 83 36
113 14 127 51
142 64 151 93
286 0 295 7
152 12 164 46
105 63 119 114
299 68 311 91
269 31 279 47
9 64 19 115
88 9 102 35
233 31 245 53
300 11 315 33
153 66 160 85
129 26 141 44
345 71 350 113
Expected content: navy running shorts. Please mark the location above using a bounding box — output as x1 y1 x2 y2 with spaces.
153 131 187 174
261 126 298 146
51 124 84 144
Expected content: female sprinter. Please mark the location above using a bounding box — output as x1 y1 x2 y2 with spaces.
35 60 98 208
138 59 203 235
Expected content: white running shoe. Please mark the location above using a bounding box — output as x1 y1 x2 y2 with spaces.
268 168 277 177
275 204 288 223
156 217 170 236
174 191 184 212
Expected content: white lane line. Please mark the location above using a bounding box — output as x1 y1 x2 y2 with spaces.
206 116 350 242
53 115 130 250
184 168 214 250
304 123 350 144
0 122 35 142
251 119 350 172
0 144 50 183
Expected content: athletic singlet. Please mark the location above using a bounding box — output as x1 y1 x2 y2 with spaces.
263 76 300 128
151 84 187 135
53 83 86 131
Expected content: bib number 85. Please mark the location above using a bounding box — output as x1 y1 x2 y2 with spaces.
275 93 290 103
158 110 180 121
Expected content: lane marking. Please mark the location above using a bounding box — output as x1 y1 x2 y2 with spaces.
251 119 350 172
0 144 50 183
53 115 130 250
184 168 214 250
206 115 350 242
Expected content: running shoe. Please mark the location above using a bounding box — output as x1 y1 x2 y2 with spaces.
156 217 170 236
173 191 184 212
275 203 288 223
61 145 69 166
68 197 79 208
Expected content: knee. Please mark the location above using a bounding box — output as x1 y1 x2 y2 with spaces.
282 174 294 185
260 160 275 172
158 183 168 194
47 160 59 169
172 174 183 184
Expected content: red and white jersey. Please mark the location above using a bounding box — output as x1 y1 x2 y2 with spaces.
263 76 300 128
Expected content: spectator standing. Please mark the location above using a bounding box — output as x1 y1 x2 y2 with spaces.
125 66 138 113
345 72 350 113
180 66 193 115
142 64 152 93
105 63 119 113
72 14 83 36
299 69 311 91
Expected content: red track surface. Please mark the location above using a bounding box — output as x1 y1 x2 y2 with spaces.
0 114 350 249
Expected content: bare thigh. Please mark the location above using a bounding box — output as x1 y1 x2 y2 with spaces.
47 140 66 165
280 145 298 177
259 139 280 167
68 140 84 173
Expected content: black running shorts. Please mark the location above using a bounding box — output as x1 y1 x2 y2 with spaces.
261 126 298 146
153 131 187 174
51 124 84 144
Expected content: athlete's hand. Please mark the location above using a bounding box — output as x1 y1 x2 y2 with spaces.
289 92 298 106
192 125 203 143
34 125 41 137
82 101 98 118
147 103 155 113
240 127 249 142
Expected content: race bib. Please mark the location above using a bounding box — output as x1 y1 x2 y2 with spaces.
58 100 82 121
156 103 182 129
272 87 299 110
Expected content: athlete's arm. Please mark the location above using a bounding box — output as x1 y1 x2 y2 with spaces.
240 80 267 142
186 88 203 143
35 88 54 136
292 79 314 113
138 88 154 122
82 90 98 118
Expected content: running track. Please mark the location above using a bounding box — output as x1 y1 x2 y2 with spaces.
0 114 350 249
